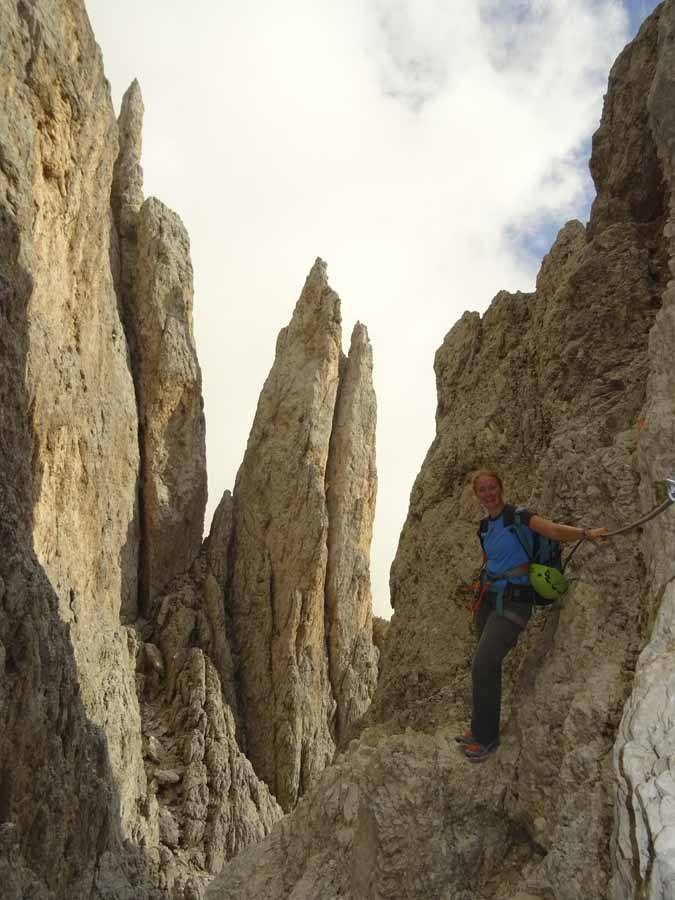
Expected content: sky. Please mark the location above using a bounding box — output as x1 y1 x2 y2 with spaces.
86 0 660 619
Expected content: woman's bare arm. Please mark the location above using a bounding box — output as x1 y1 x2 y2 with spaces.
528 515 608 543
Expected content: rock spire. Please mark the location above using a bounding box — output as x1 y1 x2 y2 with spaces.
132 197 208 604
225 260 379 811
112 80 207 608
325 323 379 741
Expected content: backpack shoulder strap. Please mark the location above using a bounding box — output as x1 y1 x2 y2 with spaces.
478 516 489 549
501 504 516 527
509 506 534 560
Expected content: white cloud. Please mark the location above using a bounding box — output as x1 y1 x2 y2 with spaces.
87 0 632 618
367 1 479 109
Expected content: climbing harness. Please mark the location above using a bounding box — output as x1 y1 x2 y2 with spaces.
470 562 530 617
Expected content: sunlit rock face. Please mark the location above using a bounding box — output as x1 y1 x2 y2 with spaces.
0 4 148 897
206 5 675 899
225 262 378 812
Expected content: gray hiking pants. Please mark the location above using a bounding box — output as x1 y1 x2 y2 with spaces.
470 598 532 746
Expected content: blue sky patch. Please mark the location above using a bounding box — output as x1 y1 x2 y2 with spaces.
507 0 661 277
626 0 661 37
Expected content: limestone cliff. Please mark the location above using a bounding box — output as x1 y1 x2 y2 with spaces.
206 4 675 899
134 556 281 897
0 2 281 898
0 6 147 897
111 79 144 397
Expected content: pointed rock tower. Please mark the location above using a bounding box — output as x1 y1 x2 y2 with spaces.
225 260 378 811
325 323 379 741
112 81 207 610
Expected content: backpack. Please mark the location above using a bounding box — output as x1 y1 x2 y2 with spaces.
479 505 565 607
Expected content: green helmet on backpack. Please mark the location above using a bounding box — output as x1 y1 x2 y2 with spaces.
529 563 568 601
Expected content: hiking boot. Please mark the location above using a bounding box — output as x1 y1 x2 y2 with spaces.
454 728 473 745
463 738 499 762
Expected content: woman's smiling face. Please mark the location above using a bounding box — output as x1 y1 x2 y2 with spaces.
474 475 504 514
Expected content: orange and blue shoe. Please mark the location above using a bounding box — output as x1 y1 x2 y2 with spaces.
463 738 499 762
454 728 474 745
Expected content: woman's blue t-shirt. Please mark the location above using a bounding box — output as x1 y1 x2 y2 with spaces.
481 507 534 588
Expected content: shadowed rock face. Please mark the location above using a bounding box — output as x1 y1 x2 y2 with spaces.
206 5 675 899
136 555 282 897
111 78 144 368
206 730 517 900
226 262 378 812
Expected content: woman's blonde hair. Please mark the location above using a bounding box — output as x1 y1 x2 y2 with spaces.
471 469 504 494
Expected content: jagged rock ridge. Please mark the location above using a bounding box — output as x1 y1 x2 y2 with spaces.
206 4 675 899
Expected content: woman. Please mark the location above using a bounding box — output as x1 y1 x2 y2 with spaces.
458 469 608 763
